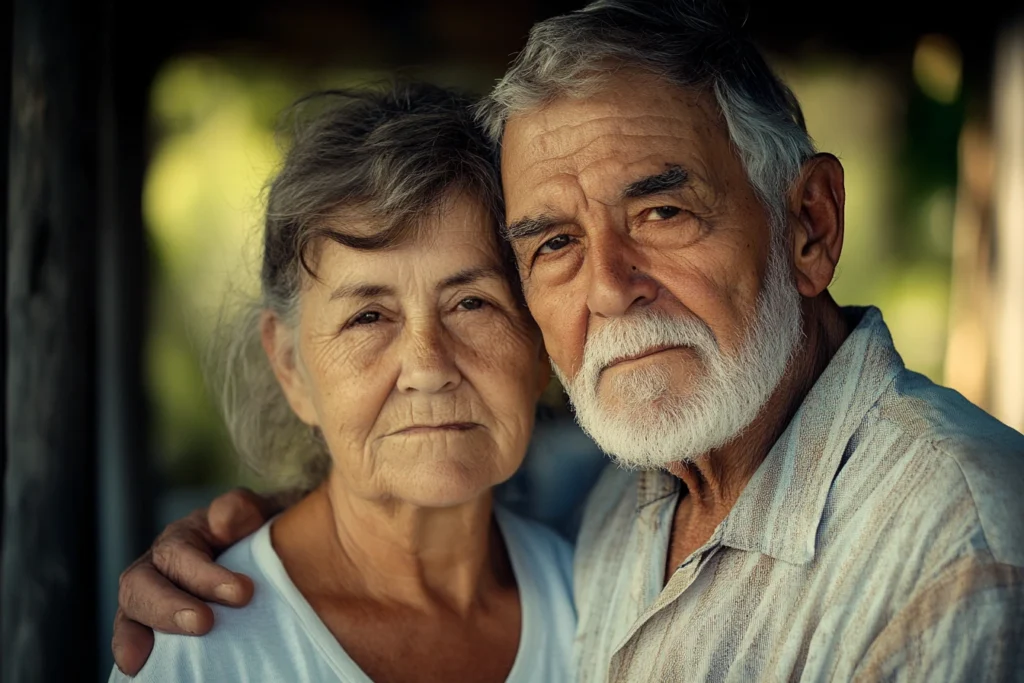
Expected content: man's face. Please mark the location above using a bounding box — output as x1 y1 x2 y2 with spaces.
501 71 802 466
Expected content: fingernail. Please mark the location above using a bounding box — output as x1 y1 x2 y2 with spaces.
214 582 239 602
174 609 199 634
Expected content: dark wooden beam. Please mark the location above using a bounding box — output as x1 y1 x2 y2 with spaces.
0 0 13 556
95 0 159 674
3 0 102 678
128 0 1018 74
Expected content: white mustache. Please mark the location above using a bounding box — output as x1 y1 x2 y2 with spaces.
578 309 719 384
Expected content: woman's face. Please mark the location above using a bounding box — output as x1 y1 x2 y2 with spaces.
266 194 549 508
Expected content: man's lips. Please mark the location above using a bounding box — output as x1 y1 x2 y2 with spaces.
388 422 480 436
603 344 682 371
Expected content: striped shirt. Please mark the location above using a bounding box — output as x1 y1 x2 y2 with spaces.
573 306 1024 682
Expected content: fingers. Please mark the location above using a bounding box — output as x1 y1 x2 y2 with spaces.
151 530 254 607
207 487 276 544
110 487 295 677
118 559 216 635
112 500 258 673
112 608 155 676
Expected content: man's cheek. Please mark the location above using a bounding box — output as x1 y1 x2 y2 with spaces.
546 333 584 379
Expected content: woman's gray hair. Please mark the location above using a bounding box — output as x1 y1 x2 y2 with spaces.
477 0 816 228
214 82 507 491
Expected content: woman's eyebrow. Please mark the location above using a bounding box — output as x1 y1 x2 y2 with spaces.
329 282 394 301
326 267 504 301
437 265 506 291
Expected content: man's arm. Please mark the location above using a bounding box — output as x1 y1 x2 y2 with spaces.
111 488 294 676
853 559 1024 682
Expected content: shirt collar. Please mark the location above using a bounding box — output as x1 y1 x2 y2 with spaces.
718 306 906 565
636 465 682 509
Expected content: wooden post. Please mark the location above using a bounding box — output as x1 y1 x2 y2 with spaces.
95 0 157 674
3 0 101 678
992 15 1024 432
0 0 12 546
943 124 994 407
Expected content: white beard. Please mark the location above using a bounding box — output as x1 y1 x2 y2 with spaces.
552 236 803 470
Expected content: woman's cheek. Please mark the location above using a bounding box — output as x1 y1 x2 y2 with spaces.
456 313 537 377
304 332 396 427
312 326 390 373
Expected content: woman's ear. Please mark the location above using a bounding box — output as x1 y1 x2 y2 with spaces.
261 310 318 426
788 153 846 298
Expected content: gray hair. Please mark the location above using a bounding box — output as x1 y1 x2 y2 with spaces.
477 0 816 228
214 82 507 491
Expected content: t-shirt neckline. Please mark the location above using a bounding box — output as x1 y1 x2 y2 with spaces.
251 505 539 683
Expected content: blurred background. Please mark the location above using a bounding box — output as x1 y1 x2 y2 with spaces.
3 0 1023 680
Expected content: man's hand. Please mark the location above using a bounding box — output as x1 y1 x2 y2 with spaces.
111 488 282 676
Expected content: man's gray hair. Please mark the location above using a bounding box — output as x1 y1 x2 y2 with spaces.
477 0 816 226
214 83 507 492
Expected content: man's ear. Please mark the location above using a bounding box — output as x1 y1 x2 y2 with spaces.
788 153 845 297
260 310 318 426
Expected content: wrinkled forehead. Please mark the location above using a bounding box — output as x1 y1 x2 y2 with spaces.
301 191 498 265
300 192 520 299
500 76 733 207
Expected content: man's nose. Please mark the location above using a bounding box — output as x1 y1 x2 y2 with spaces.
584 228 658 318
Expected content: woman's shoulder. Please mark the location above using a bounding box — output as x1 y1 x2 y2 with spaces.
106 627 248 683
496 504 572 549
108 523 324 683
496 507 578 683
108 617 321 683
494 506 574 590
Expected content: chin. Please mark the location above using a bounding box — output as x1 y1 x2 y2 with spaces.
602 363 700 405
390 460 512 509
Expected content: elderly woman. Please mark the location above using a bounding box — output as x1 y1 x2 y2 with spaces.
109 83 575 682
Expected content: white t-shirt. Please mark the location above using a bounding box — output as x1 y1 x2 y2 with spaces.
111 506 576 682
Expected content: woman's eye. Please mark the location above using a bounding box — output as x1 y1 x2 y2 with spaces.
644 206 681 221
351 311 381 326
537 234 573 255
458 297 486 311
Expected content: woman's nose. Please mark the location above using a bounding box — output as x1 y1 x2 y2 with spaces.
396 322 462 394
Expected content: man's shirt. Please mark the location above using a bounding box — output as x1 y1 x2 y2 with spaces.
574 307 1024 682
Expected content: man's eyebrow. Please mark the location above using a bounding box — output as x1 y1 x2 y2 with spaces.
622 165 689 199
503 214 558 242
329 282 394 301
504 166 688 240
437 265 506 291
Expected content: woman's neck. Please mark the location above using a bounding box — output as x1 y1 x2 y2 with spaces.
272 475 510 615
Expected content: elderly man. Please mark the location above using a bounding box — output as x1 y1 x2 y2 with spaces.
114 0 1024 680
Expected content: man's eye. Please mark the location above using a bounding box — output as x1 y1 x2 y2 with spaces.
537 235 573 255
351 311 381 326
458 297 486 311
644 206 681 221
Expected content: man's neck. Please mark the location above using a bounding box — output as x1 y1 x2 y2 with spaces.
664 295 851 577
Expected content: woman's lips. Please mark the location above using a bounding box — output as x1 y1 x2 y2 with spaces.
389 422 479 436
